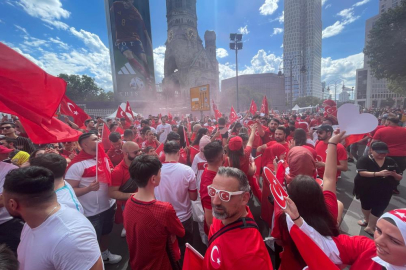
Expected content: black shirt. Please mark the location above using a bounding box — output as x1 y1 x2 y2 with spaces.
15 136 35 154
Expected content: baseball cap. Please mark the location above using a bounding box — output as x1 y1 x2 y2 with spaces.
0 145 12 154
228 136 243 151
313 124 333 134
371 141 389 154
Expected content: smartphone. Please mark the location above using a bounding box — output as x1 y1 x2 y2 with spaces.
387 165 396 172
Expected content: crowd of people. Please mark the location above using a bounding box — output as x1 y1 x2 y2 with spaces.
0 105 405 270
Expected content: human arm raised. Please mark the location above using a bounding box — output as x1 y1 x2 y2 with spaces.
323 131 346 194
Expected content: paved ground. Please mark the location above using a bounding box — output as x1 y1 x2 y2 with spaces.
106 163 406 269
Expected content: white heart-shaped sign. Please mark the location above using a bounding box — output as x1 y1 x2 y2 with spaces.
337 104 378 136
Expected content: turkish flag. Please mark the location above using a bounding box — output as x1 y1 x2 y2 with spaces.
212 99 222 121
289 224 339 270
183 243 203 270
0 42 66 123
260 96 269 116
60 95 91 127
96 142 112 185
263 167 288 209
125 101 134 119
156 142 164 155
101 124 112 151
116 105 131 128
249 100 257 115
19 116 82 144
229 106 238 123
345 134 366 146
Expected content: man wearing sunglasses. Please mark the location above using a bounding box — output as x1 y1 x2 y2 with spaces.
314 124 348 179
203 167 273 269
0 122 35 154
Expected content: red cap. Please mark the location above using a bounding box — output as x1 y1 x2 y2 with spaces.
228 136 243 151
0 145 12 154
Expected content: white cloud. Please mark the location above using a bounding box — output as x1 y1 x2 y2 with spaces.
0 19 3 24
153 46 166 82
238 25 249 35
216 48 228 58
271 27 283 36
23 36 48 47
280 43 283 48
322 52 364 87
69 27 107 52
16 0 70 29
49 37 69 50
353 0 371 7
325 4 332 9
322 4 361 39
322 0 328 6
322 21 345 39
14 24 28 35
259 0 279 16
277 11 284 23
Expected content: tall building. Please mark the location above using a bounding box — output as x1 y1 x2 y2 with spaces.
163 0 219 104
283 0 322 104
355 0 404 108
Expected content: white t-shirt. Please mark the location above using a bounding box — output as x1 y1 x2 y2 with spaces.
18 205 101 270
156 123 172 143
155 162 197 222
191 154 207 192
65 158 115 217
56 181 84 214
0 162 18 225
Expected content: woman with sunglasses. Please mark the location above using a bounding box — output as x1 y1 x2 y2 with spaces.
271 131 345 270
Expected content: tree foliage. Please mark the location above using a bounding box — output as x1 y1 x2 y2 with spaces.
294 96 322 107
364 0 406 94
58 74 114 102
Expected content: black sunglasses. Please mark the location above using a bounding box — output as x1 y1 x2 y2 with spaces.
0 126 12 130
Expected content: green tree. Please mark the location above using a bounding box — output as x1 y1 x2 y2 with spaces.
294 96 322 107
364 0 406 94
57 74 114 102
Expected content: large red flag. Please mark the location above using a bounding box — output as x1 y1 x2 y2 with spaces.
19 116 82 144
183 243 203 270
116 105 131 128
345 134 366 146
101 124 112 151
249 99 257 115
229 106 238 123
125 101 134 119
0 43 66 123
156 142 164 156
60 95 91 127
290 224 339 270
96 142 112 185
212 99 222 121
260 96 269 116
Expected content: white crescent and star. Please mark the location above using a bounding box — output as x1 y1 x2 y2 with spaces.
210 246 221 267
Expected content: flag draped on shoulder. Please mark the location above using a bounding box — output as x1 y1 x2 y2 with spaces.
60 95 91 127
0 42 66 123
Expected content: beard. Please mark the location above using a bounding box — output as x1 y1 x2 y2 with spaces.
275 137 284 142
127 155 136 161
212 205 229 220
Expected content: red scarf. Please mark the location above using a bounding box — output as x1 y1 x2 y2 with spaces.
66 150 95 173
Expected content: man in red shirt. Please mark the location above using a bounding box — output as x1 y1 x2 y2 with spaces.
314 125 348 179
258 126 290 154
200 141 224 234
262 118 279 143
372 116 406 194
124 154 185 270
203 167 273 269
107 132 124 167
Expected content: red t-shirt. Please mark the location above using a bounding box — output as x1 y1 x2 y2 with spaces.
373 125 406 156
262 127 275 144
142 139 159 149
107 146 124 167
200 168 217 234
111 160 131 188
315 141 347 179
123 196 185 270
203 207 273 270
134 136 145 146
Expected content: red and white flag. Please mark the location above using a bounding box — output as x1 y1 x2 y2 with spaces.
229 106 238 123
260 96 269 116
116 105 132 128
60 95 91 127
125 101 134 119
212 99 222 121
183 243 203 270
101 124 112 151
249 99 257 115
96 142 112 185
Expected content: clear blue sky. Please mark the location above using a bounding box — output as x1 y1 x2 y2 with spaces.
0 0 379 94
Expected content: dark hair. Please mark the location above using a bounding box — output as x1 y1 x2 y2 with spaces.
84 119 93 126
2 137 17 145
28 148 47 164
177 126 187 148
141 119 149 126
30 153 67 179
230 123 242 134
218 117 226 125
167 131 180 142
129 155 162 188
387 116 400 124
288 120 296 126
278 175 339 265
171 125 178 130
106 118 112 123
120 117 126 121
270 118 280 125
4 166 55 205
203 141 224 163
227 136 244 169
164 141 180 154
141 126 151 135
109 123 117 131
108 132 121 143
238 133 249 142
0 122 15 128
143 146 155 154
123 129 134 138
276 126 288 136
293 128 307 146
0 244 18 270
78 132 95 147
192 128 208 145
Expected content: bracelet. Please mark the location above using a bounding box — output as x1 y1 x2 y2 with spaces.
292 215 301 221
328 142 337 146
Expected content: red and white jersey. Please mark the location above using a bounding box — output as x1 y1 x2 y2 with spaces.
191 154 207 191
65 159 115 217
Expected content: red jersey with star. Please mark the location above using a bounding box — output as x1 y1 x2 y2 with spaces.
202 207 273 269
315 141 347 179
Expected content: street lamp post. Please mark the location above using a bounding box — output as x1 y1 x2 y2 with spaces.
230 33 243 112
326 79 344 104
278 55 306 110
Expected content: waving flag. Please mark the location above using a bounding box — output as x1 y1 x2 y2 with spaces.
60 95 91 127
125 101 134 119
229 106 238 123
260 96 269 116
116 105 132 128
249 100 257 115
96 142 112 185
101 124 112 151
212 99 222 120
183 243 203 270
